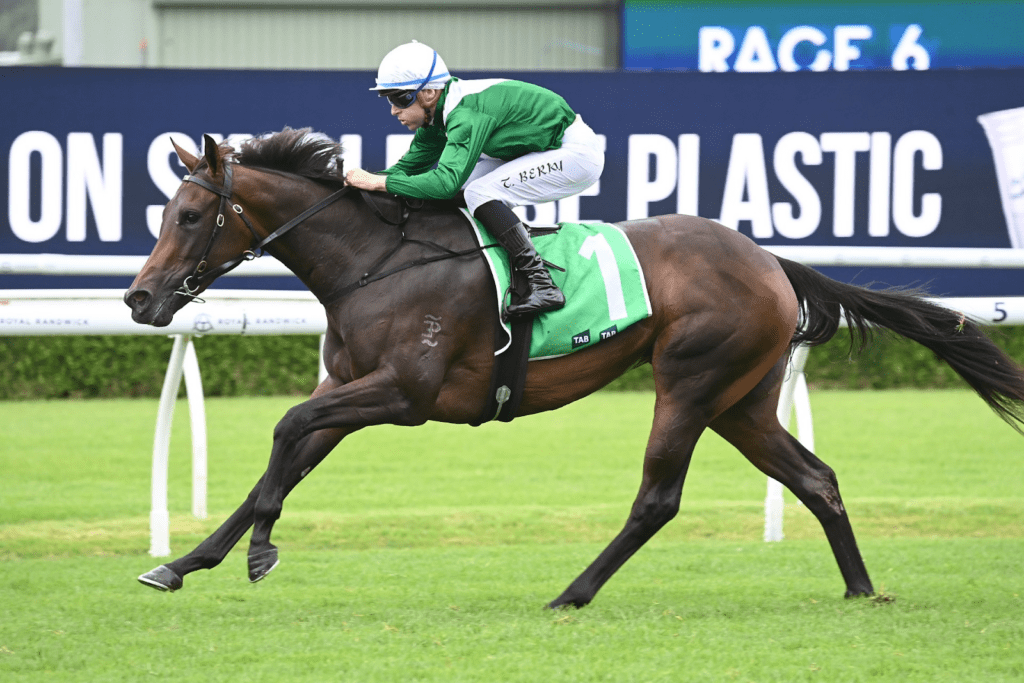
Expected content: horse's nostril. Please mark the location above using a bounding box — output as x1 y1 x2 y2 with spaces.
125 288 152 309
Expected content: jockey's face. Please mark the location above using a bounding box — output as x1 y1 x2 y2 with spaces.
390 89 441 132
391 98 428 131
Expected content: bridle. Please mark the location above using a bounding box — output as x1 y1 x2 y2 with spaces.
174 161 498 307
175 161 349 301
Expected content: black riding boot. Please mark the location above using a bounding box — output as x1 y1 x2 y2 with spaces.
475 200 565 317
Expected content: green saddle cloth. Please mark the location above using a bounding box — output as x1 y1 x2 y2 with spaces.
463 211 653 360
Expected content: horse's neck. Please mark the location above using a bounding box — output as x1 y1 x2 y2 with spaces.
261 193 401 304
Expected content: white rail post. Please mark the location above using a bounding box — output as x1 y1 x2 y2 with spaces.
150 334 189 557
765 343 813 542
318 333 328 384
182 337 207 520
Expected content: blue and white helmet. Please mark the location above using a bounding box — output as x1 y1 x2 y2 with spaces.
370 41 452 93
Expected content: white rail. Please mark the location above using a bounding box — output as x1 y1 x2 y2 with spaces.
1 289 326 557
1 253 293 277
764 246 1024 268
0 290 325 336
7 247 1024 280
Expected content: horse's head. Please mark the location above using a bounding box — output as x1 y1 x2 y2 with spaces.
125 135 259 326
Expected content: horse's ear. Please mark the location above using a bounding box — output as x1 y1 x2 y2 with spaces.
171 138 199 174
203 134 221 176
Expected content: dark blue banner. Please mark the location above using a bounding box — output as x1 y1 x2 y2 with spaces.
2 67 1023 295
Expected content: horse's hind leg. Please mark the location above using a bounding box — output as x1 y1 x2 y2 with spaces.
138 422 348 592
547 390 707 609
709 358 874 598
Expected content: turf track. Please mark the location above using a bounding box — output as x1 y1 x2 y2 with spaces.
1 390 1022 681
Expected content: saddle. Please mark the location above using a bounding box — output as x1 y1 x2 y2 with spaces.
357 192 651 426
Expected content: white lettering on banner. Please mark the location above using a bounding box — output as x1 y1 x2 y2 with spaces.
700 24 928 72
8 131 63 242
833 25 873 71
891 24 930 71
386 135 414 167
67 132 123 242
8 131 122 243
339 134 362 173
2 126 939 247
677 134 700 216
820 132 871 237
627 134 676 220
772 132 822 239
734 27 777 73
626 134 699 220
698 27 734 73
893 130 943 236
719 134 772 238
868 132 892 236
777 26 830 72
624 130 943 239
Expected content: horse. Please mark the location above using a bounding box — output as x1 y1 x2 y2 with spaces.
125 127 1024 609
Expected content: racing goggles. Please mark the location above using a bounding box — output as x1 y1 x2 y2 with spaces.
384 89 419 109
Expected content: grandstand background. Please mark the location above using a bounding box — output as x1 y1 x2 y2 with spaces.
1 0 619 69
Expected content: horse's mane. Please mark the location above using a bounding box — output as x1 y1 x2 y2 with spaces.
235 127 345 184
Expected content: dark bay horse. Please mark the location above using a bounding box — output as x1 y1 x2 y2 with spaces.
126 128 1024 608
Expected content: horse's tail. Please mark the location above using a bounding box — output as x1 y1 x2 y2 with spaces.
775 255 1024 433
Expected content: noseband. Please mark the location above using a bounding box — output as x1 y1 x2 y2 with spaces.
176 162 350 301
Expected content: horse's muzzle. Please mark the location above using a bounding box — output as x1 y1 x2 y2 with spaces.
124 287 171 326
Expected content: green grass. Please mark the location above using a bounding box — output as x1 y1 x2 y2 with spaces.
1 391 1023 681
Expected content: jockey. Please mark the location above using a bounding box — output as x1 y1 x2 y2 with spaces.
344 40 605 318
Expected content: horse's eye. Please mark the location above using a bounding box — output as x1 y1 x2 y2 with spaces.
180 210 201 226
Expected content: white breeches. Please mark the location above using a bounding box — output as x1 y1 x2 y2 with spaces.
461 116 605 216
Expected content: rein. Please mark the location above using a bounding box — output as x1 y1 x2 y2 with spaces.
321 192 498 306
176 165 495 305
322 229 497 307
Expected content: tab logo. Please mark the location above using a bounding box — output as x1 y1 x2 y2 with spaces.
600 325 618 341
572 330 591 349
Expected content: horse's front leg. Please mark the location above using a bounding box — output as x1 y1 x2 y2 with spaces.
247 366 436 583
138 376 350 592
138 426 348 591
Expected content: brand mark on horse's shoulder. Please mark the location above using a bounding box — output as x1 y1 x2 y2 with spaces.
421 314 442 347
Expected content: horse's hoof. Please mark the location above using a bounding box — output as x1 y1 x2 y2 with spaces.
546 593 590 610
845 587 874 598
248 548 280 583
138 565 183 592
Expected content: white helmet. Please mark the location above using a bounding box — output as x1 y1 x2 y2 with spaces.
370 40 451 92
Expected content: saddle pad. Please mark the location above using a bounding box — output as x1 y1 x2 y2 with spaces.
462 210 653 360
